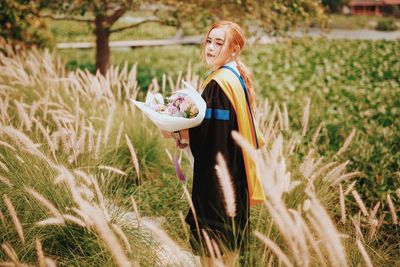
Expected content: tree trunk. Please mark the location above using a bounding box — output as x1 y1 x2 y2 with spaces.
95 14 110 76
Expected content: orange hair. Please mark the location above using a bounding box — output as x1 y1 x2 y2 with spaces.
201 21 255 107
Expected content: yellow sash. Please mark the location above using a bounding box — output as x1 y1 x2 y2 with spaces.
202 68 266 206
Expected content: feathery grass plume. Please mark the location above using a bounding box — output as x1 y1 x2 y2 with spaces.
73 169 93 185
142 220 181 258
215 152 236 217
87 122 95 152
62 214 86 227
386 193 398 224
311 122 323 145
0 140 16 151
112 223 132 252
336 128 356 156
254 231 294 267
201 229 216 260
89 175 109 221
282 102 289 131
178 210 189 240
168 76 175 92
352 213 365 242
368 202 381 223
98 165 127 176
33 118 57 161
331 171 363 186
0 210 6 226
323 160 350 183
344 180 357 195
15 100 32 131
115 122 124 148
306 191 348 267
0 160 10 173
95 130 102 159
3 195 25 244
103 105 115 145
35 239 46 267
1 243 20 266
130 196 141 226
352 190 370 217
125 134 140 179
0 175 12 187
80 201 131 267
36 217 65 226
0 126 52 165
339 184 347 224
356 239 373 267
301 97 311 137
24 187 64 223
368 214 383 242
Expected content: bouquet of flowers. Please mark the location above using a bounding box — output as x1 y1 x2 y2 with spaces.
131 81 206 132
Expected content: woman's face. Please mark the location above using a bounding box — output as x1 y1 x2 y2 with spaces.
205 27 226 69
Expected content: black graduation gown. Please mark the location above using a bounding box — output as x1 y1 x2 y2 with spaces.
186 79 250 256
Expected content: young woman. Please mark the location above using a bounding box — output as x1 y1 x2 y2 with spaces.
164 21 265 266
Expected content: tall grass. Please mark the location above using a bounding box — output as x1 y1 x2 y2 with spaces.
0 39 399 266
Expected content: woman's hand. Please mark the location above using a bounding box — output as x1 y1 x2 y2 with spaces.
160 129 189 148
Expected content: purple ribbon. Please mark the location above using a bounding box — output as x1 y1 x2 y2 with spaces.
174 140 186 182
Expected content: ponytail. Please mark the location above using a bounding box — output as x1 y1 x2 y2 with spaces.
236 59 255 109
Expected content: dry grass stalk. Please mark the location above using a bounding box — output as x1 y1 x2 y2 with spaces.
1 243 20 266
352 190 370 217
95 130 102 159
339 184 346 224
254 231 294 267
386 193 398 224
62 214 87 227
112 223 132 252
130 196 141 226
336 128 356 156
368 202 381 223
215 152 236 217
103 106 114 145
3 195 25 244
178 210 189 240
352 213 365 242
115 122 124 147
182 184 200 233
98 165 127 176
356 239 373 267
0 160 10 173
89 175 108 221
301 97 311 137
201 229 216 260
311 122 323 145
125 134 140 179
0 210 6 226
0 175 12 187
35 239 46 267
24 187 64 223
344 180 357 195
282 102 289 131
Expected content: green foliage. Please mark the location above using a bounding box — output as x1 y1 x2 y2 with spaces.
0 0 54 47
375 18 399 31
58 39 400 207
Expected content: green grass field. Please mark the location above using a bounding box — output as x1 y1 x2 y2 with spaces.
1 17 399 266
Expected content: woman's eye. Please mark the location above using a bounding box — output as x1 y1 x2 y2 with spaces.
206 40 211 44
217 43 223 46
